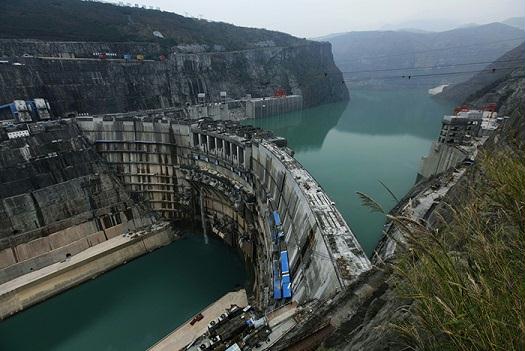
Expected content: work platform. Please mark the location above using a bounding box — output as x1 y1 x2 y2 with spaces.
149 290 248 351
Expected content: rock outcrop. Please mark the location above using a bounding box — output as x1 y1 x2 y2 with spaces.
0 40 347 116
0 121 160 285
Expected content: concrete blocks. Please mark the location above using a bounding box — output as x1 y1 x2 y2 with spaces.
0 249 16 270
86 231 107 247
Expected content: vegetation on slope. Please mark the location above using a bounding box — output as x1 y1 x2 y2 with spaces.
389 149 525 350
0 0 304 50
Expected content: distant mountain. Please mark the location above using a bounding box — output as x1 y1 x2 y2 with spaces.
395 28 434 34
502 17 525 31
437 42 525 104
318 22 525 88
379 19 463 32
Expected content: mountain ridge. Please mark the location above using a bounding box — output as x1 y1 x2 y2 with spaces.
0 0 306 50
317 22 525 88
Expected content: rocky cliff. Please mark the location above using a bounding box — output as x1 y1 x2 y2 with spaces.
438 42 525 105
0 0 348 115
0 121 158 284
0 40 347 116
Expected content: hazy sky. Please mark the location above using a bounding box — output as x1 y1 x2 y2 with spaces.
139 0 524 37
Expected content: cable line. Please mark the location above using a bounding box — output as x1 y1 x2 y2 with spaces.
341 66 522 82
338 58 524 74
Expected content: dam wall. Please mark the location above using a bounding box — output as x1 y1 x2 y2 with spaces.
418 141 468 179
76 115 371 308
186 95 303 121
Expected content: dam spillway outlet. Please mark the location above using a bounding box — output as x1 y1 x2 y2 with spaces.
76 114 372 310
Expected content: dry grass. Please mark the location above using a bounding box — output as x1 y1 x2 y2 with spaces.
388 151 525 350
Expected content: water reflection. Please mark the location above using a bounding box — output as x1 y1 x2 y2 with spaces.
338 89 453 139
243 102 346 152
245 89 454 255
245 89 453 154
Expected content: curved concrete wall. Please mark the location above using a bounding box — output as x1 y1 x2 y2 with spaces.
77 115 371 308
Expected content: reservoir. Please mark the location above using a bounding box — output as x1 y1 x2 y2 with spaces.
0 234 246 351
0 88 453 349
244 89 454 254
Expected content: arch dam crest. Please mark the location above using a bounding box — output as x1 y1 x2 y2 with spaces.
76 113 371 309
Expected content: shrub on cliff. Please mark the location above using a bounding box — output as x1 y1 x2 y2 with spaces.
390 151 525 350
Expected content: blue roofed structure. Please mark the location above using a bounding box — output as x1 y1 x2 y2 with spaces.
272 211 281 227
273 260 282 300
273 278 282 299
280 250 289 274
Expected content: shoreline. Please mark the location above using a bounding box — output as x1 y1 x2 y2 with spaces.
0 223 176 320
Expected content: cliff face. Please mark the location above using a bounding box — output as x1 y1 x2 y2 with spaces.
0 40 347 115
0 121 157 284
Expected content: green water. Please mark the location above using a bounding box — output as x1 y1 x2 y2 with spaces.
244 89 454 255
0 234 246 351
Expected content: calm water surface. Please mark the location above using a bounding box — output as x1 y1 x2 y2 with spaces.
0 89 452 350
245 89 454 254
0 234 246 351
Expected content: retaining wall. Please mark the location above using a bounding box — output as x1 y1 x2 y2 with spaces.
0 226 175 320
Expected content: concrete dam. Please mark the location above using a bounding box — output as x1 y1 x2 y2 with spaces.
0 107 370 321
75 112 371 307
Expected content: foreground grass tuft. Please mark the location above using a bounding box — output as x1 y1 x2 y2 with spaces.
391 151 525 350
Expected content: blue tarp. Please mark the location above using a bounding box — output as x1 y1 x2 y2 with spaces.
282 274 292 298
280 250 289 274
272 211 281 227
